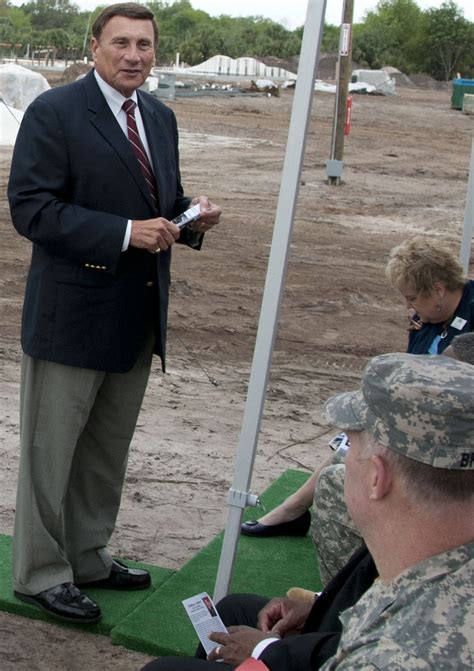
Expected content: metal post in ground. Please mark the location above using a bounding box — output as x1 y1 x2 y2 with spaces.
326 0 354 186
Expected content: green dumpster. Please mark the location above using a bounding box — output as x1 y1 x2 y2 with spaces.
451 79 474 110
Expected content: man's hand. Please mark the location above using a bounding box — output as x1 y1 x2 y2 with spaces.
207 626 275 666
130 217 180 253
258 597 313 637
188 195 221 233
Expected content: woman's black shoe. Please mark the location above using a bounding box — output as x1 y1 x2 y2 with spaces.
241 510 311 537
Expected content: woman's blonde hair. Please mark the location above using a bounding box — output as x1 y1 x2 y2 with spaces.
385 236 466 295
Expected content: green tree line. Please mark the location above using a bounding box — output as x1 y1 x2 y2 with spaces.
0 0 472 80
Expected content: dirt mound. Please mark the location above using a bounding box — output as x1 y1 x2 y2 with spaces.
409 73 449 90
61 62 92 84
381 66 414 88
259 55 299 76
318 52 360 81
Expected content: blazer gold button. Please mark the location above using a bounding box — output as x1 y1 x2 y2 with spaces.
146 281 154 287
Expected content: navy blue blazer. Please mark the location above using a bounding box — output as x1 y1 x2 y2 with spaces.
8 69 197 373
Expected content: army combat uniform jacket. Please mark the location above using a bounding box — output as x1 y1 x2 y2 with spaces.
320 542 474 670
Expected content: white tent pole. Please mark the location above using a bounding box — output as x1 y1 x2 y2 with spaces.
213 0 327 603
460 136 474 274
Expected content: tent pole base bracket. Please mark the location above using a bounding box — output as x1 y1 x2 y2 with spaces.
227 487 262 510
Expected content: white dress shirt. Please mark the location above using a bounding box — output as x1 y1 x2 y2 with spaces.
94 70 155 251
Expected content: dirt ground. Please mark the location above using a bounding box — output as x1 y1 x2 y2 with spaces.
0 83 472 670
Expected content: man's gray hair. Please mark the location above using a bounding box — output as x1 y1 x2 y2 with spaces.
450 332 474 366
361 437 474 504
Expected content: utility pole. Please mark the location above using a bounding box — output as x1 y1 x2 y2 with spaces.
326 0 354 185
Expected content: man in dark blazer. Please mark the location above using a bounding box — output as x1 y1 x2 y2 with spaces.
8 2 221 623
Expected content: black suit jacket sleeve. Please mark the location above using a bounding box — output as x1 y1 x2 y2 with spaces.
260 547 378 671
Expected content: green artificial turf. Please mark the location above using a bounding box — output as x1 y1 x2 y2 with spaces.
0 534 174 635
111 468 322 657
0 469 322 658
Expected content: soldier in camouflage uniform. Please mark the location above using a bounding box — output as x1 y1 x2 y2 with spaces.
318 353 474 670
141 353 473 671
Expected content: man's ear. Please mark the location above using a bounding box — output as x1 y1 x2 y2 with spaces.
91 37 98 62
369 454 392 500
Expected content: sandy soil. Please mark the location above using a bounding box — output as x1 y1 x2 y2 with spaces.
0 84 472 669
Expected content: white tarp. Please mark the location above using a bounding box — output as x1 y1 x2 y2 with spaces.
182 55 297 81
0 63 50 111
0 101 23 145
255 79 276 89
351 69 395 95
314 80 376 94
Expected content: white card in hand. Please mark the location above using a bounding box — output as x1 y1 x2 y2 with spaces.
172 204 201 229
182 592 228 655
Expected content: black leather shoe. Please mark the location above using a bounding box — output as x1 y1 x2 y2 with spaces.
79 559 151 591
14 583 101 623
241 510 311 537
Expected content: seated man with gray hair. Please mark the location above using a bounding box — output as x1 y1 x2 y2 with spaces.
142 353 474 670
444 330 474 365
313 327 474 585
319 352 473 669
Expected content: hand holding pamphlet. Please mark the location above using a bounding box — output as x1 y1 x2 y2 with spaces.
182 592 228 655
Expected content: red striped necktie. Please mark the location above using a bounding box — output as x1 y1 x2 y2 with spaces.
122 99 158 212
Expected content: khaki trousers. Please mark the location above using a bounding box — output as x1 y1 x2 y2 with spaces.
13 336 154 595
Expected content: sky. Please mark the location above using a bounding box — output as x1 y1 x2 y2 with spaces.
56 0 474 28
191 1 474 28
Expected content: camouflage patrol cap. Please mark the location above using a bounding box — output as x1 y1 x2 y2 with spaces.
324 353 474 470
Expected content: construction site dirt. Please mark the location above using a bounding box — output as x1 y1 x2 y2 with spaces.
0 85 472 669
